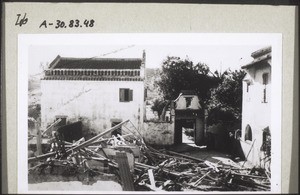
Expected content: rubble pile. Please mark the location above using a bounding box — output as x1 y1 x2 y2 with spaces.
28 120 271 191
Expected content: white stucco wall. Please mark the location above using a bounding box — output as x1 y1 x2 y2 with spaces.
175 95 201 110
142 122 174 145
41 80 144 134
241 61 271 166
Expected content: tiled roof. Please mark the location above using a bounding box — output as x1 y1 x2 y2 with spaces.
49 55 142 70
241 46 272 69
180 90 196 95
251 46 271 58
241 53 271 69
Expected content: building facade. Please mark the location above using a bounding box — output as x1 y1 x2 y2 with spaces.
40 52 146 136
240 46 271 168
173 90 205 146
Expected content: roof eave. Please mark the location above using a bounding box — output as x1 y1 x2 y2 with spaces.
49 55 61 69
241 53 271 69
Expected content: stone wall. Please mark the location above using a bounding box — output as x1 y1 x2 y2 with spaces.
142 122 174 145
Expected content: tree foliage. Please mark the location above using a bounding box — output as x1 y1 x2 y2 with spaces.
151 99 168 119
155 56 220 106
208 69 246 121
154 56 246 128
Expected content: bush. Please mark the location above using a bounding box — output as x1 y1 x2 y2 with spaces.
28 104 41 120
151 99 167 119
206 107 236 127
184 128 195 137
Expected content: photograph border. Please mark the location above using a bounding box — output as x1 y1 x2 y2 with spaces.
1 3 298 194
18 33 282 193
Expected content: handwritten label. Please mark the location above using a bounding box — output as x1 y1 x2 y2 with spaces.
39 19 95 29
15 13 28 27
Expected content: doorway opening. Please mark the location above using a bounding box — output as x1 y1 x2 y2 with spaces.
175 119 196 145
111 120 122 136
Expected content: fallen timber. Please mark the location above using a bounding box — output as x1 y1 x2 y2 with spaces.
28 119 271 191
28 120 129 163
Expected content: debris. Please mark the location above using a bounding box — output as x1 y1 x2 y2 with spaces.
164 150 205 162
41 118 62 136
28 119 270 191
115 152 135 191
242 139 256 168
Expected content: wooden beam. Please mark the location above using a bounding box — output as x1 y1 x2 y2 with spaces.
42 118 62 136
148 169 156 189
28 151 57 163
115 152 135 191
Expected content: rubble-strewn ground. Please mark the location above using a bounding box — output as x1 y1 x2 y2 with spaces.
28 120 270 192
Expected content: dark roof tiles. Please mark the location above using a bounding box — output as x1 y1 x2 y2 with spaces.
49 55 142 70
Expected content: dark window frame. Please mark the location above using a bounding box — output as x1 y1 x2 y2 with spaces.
119 88 133 102
262 73 269 103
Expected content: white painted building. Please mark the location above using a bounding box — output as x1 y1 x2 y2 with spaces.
173 91 205 146
240 46 271 168
41 52 146 136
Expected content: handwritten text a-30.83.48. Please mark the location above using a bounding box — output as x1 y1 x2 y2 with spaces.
39 19 95 29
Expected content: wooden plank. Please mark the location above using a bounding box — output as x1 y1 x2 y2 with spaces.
28 151 57 163
42 118 62 136
148 169 156 189
115 152 135 191
135 162 182 177
165 150 205 162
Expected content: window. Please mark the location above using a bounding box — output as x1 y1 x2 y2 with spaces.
245 124 252 141
246 83 250 92
119 88 133 102
185 97 192 108
262 73 269 103
263 73 269 85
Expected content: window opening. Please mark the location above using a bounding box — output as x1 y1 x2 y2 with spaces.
245 124 252 141
262 73 269 103
119 88 133 102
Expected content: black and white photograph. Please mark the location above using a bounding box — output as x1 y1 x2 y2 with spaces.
18 34 282 193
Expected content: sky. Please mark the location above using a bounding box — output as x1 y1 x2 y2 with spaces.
24 33 276 76
29 44 265 76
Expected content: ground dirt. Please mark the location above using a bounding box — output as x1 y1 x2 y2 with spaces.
28 180 122 191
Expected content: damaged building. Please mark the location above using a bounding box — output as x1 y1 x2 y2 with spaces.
240 46 272 169
40 51 146 137
29 48 272 192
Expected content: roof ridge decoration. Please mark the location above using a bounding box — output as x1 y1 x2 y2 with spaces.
47 55 143 70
